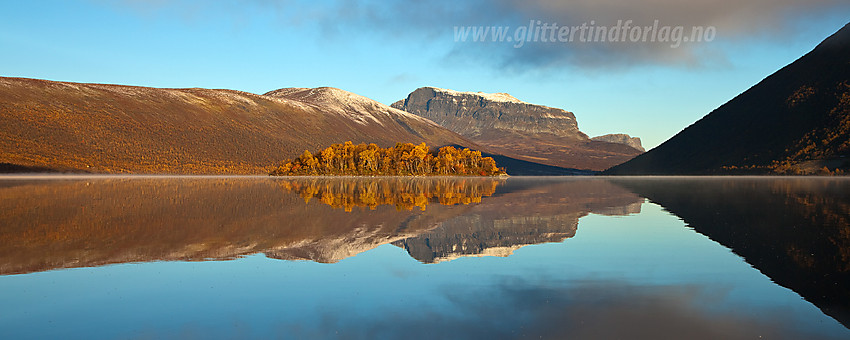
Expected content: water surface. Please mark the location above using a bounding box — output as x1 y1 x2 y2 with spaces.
0 176 848 339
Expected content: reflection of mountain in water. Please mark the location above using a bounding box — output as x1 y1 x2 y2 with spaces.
0 177 496 273
396 213 580 263
394 179 643 263
612 178 850 328
0 177 641 274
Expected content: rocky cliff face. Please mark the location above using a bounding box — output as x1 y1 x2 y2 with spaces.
391 87 585 140
393 213 580 263
592 134 644 152
392 87 643 171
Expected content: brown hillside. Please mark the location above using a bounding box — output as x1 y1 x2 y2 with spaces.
472 132 643 172
0 77 473 174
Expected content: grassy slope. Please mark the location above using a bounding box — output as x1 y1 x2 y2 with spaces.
0 78 471 174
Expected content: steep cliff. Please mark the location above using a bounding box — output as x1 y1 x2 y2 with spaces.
392 87 643 171
392 87 584 140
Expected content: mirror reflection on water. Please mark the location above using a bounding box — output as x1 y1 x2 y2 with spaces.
0 176 848 339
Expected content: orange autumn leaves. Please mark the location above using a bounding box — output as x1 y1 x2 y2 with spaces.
279 177 501 211
270 141 505 176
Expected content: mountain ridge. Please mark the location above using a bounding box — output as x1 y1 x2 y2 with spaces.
605 22 850 175
0 77 476 174
592 133 644 152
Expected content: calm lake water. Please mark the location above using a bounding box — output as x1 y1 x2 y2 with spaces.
1 176 848 339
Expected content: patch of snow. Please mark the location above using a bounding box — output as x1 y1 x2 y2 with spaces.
539 112 574 119
267 226 425 263
84 83 153 97
430 244 526 263
428 87 526 104
266 87 445 128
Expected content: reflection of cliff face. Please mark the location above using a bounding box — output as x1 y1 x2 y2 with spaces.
394 179 644 263
278 177 501 212
393 214 580 263
612 178 850 328
0 177 641 275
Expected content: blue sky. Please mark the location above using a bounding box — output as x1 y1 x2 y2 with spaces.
1 0 848 148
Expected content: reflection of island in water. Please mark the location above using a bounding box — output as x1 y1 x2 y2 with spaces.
279 177 500 212
279 177 643 263
0 177 641 274
612 177 850 329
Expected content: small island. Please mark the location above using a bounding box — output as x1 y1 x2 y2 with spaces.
270 142 506 176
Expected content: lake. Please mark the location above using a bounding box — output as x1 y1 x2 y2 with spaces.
1 176 848 339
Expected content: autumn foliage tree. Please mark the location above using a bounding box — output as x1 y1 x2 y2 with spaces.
270 142 506 176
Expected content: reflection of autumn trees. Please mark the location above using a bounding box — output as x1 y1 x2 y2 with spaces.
278 178 502 212
270 142 505 176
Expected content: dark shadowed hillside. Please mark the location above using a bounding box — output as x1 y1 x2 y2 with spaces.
606 23 850 175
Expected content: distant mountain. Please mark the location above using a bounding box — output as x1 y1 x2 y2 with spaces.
391 87 643 171
592 134 644 152
0 78 472 174
484 152 596 176
606 23 850 175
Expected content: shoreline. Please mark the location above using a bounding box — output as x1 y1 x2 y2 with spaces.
0 173 848 180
